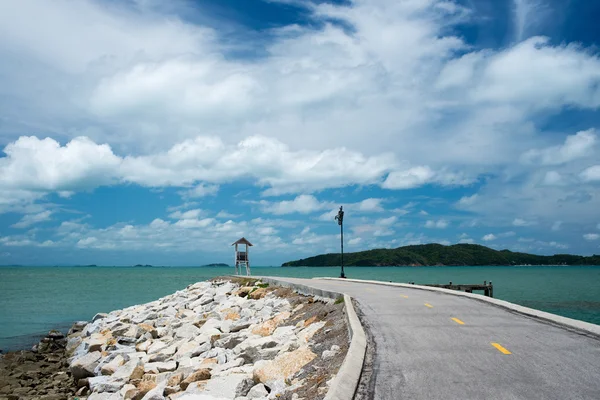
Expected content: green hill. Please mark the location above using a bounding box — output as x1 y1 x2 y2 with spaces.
281 243 600 267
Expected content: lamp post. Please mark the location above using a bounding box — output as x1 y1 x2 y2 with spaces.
334 206 346 278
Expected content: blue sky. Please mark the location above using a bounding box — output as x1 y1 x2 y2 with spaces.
1 0 600 266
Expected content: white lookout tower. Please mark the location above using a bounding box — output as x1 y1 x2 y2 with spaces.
232 237 253 276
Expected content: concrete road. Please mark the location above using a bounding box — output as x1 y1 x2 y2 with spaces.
266 277 600 400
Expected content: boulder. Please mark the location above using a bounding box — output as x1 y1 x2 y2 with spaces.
93 313 109 322
101 354 125 375
253 347 316 384
140 381 166 400
71 351 102 380
145 361 177 374
89 376 126 393
120 384 139 399
179 369 211 390
139 324 158 339
200 374 253 399
175 324 201 339
112 359 145 381
134 380 157 399
191 342 212 357
147 341 168 355
248 288 268 300
298 321 326 342
247 383 269 398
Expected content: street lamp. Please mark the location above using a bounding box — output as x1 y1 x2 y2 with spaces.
334 206 346 278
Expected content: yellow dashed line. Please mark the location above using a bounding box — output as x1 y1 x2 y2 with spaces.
400 295 409 298
451 318 465 325
424 303 433 308
491 343 512 354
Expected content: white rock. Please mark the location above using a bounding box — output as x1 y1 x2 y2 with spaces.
101 354 125 375
176 324 201 339
198 319 222 334
247 383 269 398
148 341 168 354
87 392 122 400
201 373 253 399
71 351 102 380
145 361 177 373
141 381 167 400
112 358 143 380
89 376 125 393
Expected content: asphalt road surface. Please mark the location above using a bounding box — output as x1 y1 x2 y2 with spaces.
267 277 600 400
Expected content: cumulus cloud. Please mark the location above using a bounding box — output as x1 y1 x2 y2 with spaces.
1 0 600 257
583 233 599 241
180 184 219 199
482 234 497 241
521 130 596 166
513 218 536 227
425 220 449 229
257 195 331 215
580 165 600 182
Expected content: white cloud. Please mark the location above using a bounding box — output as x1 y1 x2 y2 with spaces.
168 209 204 220
348 237 362 245
459 238 474 244
521 130 596 166
258 195 331 215
256 226 277 236
11 210 53 228
583 233 600 241
180 184 219 199
482 234 497 241
382 166 473 189
0 0 599 256
513 218 535 227
174 218 215 229
457 194 478 207
425 219 449 229
376 216 397 226
354 198 384 213
580 165 600 182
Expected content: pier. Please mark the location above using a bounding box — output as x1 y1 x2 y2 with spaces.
421 281 493 297
260 276 600 400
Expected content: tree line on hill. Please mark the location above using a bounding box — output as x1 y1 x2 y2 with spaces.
281 243 600 267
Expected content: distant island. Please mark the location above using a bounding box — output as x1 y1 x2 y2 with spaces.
282 243 600 267
202 263 230 267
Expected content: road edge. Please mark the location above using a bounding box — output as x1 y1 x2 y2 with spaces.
318 277 600 338
255 277 367 400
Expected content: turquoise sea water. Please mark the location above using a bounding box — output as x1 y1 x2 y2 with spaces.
1 265 599 352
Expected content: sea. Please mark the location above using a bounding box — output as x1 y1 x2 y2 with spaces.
1 265 599 352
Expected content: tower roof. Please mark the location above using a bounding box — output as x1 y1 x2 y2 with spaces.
232 237 253 246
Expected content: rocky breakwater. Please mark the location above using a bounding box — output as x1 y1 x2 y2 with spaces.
67 278 349 400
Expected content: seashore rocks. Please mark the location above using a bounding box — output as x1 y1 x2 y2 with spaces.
0 277 349 400
0 331 77 399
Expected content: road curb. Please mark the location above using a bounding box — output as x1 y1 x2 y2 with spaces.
254 277 367 400
319 277 600 338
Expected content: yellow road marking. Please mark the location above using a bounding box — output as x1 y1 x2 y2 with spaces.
400 295 409 298
424 303 433 308
451 318 465 325
491 343 512 354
